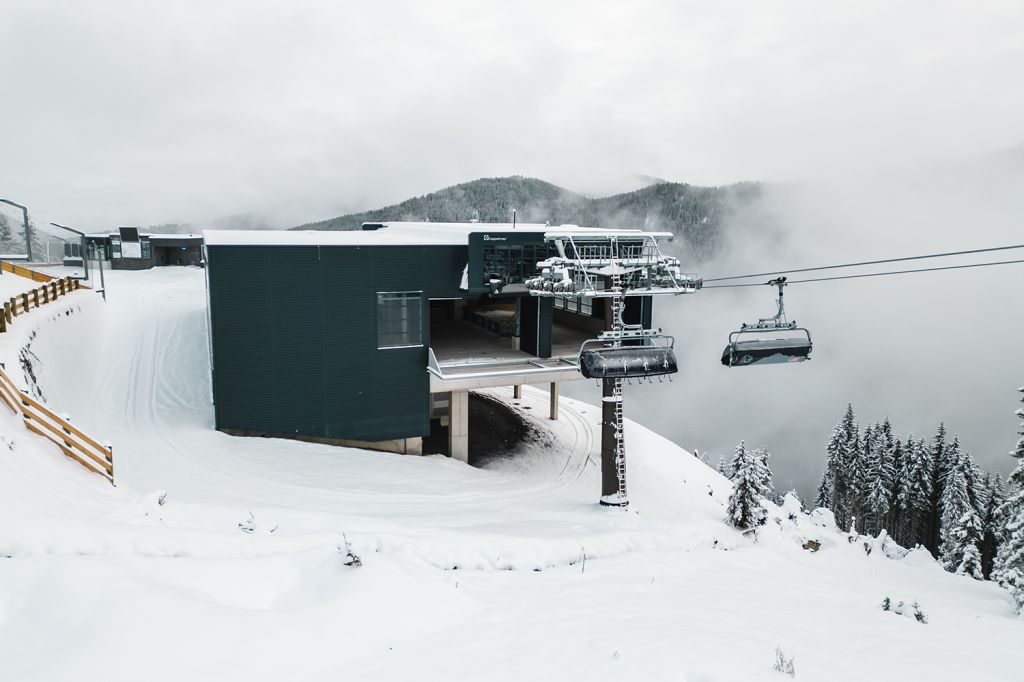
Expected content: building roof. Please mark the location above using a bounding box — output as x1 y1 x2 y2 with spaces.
84 232 203 241
203 222 669 247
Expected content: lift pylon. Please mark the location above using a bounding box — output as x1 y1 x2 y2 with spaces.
526 231 701 506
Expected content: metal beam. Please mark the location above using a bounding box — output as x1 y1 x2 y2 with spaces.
50 222 89 280
0 198 32 262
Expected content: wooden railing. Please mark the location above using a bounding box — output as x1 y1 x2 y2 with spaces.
1 260 54 281
1 276 84 334
0 365 114 484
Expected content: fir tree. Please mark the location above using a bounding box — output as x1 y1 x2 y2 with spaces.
898 437 933 549
847 424 869 533
939 442 972 570
726 442 773 531
717 454 733 480
864 418 896 537
0 213 13 248
816 409 850 514
927 423 949 554
993 386 1024 611
814 471 832 511
888 435 905 537
981 472 1006 578
950 509 985 580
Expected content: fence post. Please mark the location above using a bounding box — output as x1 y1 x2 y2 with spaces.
22 292 29 312
0 305 6 333
3 301 10 325
61 413 73 449
106 444 114 485
8 297 16 317
32 288 39 308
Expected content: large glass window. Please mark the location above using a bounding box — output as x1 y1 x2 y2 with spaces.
377 291 423 349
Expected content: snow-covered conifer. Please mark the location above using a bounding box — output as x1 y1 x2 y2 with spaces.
726 442 773 531
939 440 972 570
898 438 933 549
816 410 848 513
927 422 949 553
981 472 1006 578
717 454 734 480
950 509 984 580
993 386 1024 610
864 418 896 536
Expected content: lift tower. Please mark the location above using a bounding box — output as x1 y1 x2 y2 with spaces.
525 230 700 506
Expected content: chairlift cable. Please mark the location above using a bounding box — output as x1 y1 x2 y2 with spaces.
702 242 1024 283
702 257 1024 288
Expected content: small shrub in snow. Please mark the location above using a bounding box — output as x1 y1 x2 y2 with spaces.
773 647 795 677
339 534 362 567
881 597 927 624
237 511 277 535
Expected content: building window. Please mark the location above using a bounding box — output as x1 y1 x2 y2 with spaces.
377 291 423 349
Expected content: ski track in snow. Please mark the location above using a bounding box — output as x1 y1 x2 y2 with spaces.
0 267 1022 682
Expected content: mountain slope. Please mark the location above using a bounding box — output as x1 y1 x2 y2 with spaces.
0 267 1021 681
292 176 764 260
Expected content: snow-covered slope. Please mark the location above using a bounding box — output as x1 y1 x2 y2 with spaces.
0 268 1020 681
0 269 49 300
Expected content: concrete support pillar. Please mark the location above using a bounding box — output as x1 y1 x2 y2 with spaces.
513 385 522 400
549 382 559 420
449 390 469 463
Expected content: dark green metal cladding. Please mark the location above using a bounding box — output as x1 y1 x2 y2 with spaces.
206 243 467 442
466 231 550 294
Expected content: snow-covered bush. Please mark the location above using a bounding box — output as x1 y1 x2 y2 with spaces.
881 597 928 624
339 534 362 567
772 647 795 677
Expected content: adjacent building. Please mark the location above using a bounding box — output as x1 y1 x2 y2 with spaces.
84 228 203 270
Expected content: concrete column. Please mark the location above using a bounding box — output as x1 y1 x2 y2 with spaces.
449 390 469 463
513 385 522 400
549 382 559 420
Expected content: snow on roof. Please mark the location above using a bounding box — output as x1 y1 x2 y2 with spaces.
83 232 202 240
203 222 664 247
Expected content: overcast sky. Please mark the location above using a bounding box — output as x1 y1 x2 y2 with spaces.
2 0 1023 231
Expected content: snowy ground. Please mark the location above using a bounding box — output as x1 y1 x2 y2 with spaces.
0 267 1021 681
0 268 50 301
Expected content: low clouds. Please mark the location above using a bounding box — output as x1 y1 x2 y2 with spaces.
2 1 1022 493
2 1 1023 230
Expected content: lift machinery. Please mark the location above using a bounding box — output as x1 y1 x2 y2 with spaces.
525 230 700 506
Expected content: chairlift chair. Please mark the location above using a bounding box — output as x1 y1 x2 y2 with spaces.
721 277 813 367
579 327 679 379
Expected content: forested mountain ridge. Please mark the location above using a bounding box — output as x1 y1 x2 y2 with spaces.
291 176 763 261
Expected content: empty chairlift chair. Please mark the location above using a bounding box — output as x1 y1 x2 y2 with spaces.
579 327 679 380
721 277 813 367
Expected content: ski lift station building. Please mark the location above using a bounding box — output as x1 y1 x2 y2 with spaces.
202 222 665 462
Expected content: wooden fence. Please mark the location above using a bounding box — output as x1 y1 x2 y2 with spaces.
0 265 110 483
1 276 84 334
1 260 55 281
0 365 114 484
